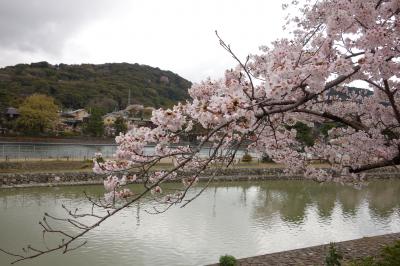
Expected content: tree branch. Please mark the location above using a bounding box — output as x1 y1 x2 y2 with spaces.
293 109 367 131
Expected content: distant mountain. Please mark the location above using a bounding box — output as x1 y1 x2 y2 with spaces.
327 86 373 100
0 62 192 112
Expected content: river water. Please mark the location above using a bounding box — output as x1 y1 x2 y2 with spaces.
0 180 400 265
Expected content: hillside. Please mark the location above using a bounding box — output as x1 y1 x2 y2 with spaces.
327 86 373 100
0 62 192 112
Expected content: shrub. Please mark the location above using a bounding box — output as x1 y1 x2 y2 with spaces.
241 153 252 162
379 240 400 266
261 153 273 163
325 242 342 266
58 131 80 137
339 240 400 266
348 257 376 266
219 254 237 266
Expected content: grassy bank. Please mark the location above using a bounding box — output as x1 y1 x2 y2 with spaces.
0 160 93 173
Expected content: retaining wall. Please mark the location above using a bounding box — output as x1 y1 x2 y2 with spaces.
1 167 399 188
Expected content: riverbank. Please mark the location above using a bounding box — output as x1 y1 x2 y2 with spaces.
0 160 286 173
1 166 400 188
208 232 400 265
0 160 93 173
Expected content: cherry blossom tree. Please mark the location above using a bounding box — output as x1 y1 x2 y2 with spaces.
2 0 399 263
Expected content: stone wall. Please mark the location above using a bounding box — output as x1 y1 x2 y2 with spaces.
0 172 102 188
0 167 399 188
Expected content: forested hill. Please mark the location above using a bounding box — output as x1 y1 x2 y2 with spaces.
0 62 192 112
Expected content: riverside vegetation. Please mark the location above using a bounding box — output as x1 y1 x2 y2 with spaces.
325 241 400 266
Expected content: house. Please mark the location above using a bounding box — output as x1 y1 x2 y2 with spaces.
125 104 144 112
103 113 118 126
60 109 90 122
125 104 144 118
4 107 20 120
59 109 90 131
103 105 155 131
103 111 125 126
0 107 20 134
142 107 155 119
66 109 90 121
127 117 155 129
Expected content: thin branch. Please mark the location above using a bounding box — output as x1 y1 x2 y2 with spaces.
215 31 256 99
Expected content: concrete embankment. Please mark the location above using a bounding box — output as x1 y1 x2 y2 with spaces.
0 167 399 188
208 232 400 265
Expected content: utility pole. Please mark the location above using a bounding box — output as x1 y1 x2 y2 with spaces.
128 88 131 107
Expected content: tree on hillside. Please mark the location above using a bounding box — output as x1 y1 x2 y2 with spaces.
2 0 400 263
16 94 59 135
287 122 315 148
87 97 118 114
0 62 191 111
83 108 104 137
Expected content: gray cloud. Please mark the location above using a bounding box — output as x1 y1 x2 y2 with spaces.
0 0 115 55
0 0 286 82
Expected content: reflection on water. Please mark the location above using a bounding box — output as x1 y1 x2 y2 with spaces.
0 180 399 266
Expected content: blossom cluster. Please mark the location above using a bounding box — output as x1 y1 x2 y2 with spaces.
96 0 400 204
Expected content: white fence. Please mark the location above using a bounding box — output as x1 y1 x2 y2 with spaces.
0 142 260 162
0 143 117 161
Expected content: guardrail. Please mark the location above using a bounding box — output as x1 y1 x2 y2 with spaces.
0 143 117 161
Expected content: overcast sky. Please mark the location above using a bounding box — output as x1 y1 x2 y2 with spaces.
0 0 286 82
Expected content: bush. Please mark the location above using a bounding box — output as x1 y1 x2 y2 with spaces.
261 153 273 163
58 131 80 137
241 153 252 162
379 240 400 266
342 240 400 266
82 108 104 137
219 254 237 266
325 243 342 266
348 257 376 266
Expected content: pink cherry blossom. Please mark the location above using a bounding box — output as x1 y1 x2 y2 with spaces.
97 0 400 202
